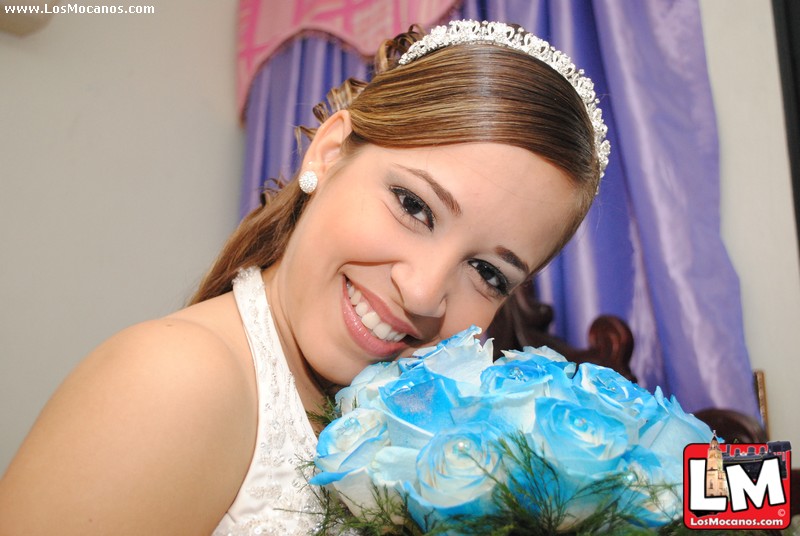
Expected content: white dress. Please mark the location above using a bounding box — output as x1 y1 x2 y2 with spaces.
212 267 322 535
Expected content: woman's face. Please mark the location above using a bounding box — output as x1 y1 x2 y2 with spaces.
268 141 579 386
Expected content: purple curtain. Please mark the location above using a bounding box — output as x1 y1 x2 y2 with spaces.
240 0 760 419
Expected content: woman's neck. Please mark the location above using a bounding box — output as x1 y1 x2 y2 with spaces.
260 266 335 430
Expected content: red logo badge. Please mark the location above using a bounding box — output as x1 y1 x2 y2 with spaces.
683 437 791 530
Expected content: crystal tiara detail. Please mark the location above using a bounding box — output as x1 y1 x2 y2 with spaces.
399 20 610 177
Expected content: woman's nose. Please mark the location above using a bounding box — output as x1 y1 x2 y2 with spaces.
390 255 453 319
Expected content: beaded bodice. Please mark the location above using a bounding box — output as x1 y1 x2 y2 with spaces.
213 267 321 535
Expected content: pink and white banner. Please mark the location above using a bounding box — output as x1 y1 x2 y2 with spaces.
237 0 459 113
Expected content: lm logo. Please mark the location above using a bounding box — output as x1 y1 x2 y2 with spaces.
683 438 791 530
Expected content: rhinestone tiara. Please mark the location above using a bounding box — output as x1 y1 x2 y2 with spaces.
399 20 610 177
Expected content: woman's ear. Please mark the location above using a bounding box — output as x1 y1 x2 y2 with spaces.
303 110 353 179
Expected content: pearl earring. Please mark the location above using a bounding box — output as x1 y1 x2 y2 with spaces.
298 167 318 194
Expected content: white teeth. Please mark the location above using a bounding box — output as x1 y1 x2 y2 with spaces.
373 322 392 339
346 280 407 342
350 289 362 305
361 311 380 329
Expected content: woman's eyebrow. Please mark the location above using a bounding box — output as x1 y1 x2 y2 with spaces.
496 246 530 275
392 164 462 216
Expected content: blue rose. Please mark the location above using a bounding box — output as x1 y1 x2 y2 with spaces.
491 350 577 397
376 328 495 433
412 325 484 358
403 422 505 532
450 355 575 432
571 363 658 441
638 387 712 482
378 365 464 433
572 362 652 412
502 345 578 377
528 397 631 529
335 359 403 414
621 446 682 527
483 359 566 396
532 397 629 475
412 325 493 389
311 407 392 516
311 407 388 483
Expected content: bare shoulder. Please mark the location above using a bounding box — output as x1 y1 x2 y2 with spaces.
0 299 256 535
93 308 251 385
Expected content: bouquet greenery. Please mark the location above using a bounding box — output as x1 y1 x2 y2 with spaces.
309 327 722 535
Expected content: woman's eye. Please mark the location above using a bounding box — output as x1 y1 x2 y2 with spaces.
391 187 434 230
468 259 510 297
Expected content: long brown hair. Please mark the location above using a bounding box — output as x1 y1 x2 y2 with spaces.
189 25 600 304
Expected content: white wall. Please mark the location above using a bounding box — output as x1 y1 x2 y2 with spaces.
1 0 798 475
700 0 800 449
0 1 242 472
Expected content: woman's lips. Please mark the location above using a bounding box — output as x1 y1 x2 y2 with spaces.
340 277 410 358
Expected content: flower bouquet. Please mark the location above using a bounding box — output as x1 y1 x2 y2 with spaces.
310 327 714 535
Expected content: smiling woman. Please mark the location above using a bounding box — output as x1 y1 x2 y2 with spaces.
0 19 608 535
